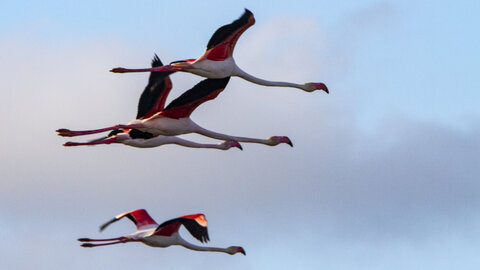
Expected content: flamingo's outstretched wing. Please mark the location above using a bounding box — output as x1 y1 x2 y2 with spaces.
99 209 158 232
136 54 176 119
154 213 209 243
204 9 255 60
160 77 230 119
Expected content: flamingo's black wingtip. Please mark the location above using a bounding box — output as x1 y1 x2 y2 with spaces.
151 54 163 67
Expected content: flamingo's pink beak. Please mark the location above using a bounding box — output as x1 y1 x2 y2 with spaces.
314 82 329 94
238 247 246 255
281 136 293 147
231 141 243 150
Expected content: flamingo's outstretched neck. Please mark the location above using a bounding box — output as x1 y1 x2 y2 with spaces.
192 124 291 147
233 66 328 93
176 237 245 255
123 135 242 150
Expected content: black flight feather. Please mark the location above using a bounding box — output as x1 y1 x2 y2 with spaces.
163 77 230 112
157 217 210 243
136 54 176 119
99 214 135 232
206 9 253 50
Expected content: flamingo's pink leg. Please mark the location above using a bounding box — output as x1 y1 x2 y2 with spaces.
78 237 126 242
63 136 123 147
78 236 132 247
56 124 144 137
110 64 192 73
80 241 126 248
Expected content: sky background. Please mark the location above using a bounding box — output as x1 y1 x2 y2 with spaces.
1 0 480 269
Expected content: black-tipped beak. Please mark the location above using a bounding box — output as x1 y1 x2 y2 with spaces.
77 238 90 242
284 137 293 147
312 82 329 94
319 83 329 94
233 141 243 151
287 139 293 147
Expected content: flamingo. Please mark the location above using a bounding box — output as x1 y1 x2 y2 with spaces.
62 131 242 150
78 209 246 255
58 55 241 150
58 55 293 148
110 9 329 93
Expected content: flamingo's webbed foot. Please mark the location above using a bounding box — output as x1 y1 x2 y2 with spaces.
63 142 81 147
78 238 91 242
56 128 76 137
110 67 127 73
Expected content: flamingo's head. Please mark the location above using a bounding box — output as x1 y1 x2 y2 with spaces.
304 82 329 93
227 246 246 255
267 136 293 147
220 141 243 150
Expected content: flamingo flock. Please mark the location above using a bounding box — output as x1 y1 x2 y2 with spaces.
59 9 328 257
57 55 292 148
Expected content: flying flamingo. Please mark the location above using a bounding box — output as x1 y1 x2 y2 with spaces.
78 209 246 255
62 131 242 150
57 55 293 148
59 55 241 150
110 9 329 93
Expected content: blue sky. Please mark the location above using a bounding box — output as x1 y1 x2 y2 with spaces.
1 1 480 269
